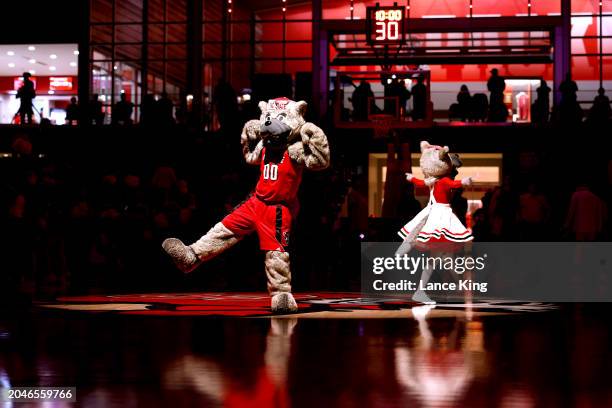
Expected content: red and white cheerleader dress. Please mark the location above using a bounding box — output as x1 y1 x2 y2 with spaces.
398 176 473 243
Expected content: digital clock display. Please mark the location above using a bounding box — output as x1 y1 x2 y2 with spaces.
367 6 405 44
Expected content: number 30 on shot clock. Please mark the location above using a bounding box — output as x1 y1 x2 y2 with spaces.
367 5 405 44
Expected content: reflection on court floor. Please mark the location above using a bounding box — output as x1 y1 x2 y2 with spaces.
40 292 558 318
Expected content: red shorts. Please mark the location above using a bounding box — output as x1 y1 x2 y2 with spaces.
221 196 293 251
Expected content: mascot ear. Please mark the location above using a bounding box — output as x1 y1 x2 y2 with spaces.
258 101 268 114
449 153 463 168
294 100 308 117
420 141 431 152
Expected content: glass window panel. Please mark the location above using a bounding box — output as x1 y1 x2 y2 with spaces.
231 43 251 59
147 44 165 60
116 24 143 43
285 43 311 58
231 23 251 41
285 60 312 75
472 0 529 17
116 0 143 22
571 0 599 14
203 23 223 42
92 48 112 61
572 38 601 54
166 60 187 87
532 0 561 15
91 25 113 44
91 0 113 22
166 44 187 60
148 0 166 22
285 22 311 41
115 44 142 61
256 60 283 74
571 56 599 80
255 22 284 41
148 24 166 42
203 44 223 60
603 57 612 79
167 0 187 21
257 43 283 58
167 24 188 43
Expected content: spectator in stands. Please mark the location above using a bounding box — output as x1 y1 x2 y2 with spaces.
518 182 550 240
112 93 134 125
531 80 551 124
156 92 175 126
16 72 36 125
411 76 427 121
565 183 607 241
65 97 79 126
555 72 583 125
89 94 104 125
456 84 472 122
487 68 507 122
351 80 374 121
587 87 611 125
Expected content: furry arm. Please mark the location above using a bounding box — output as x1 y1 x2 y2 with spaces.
288 122 330 170
406 175 426 187
241 119 264 165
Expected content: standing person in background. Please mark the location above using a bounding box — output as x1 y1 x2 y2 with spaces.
140 94 156 126
214 78 238 131
456 85 472 122
156 92 175 126
112 93 134 125
518 182 550 241
89 94 104 125
556 72 583 125
17 72 36 125
587 88 611 125
65 97 79 126
532 80 551 124
411 76 427 121
487 68 507 122
565 183 607 241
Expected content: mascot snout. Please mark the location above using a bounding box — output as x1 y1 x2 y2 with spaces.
260 118 291 147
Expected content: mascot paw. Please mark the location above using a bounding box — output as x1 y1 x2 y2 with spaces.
162 238 199 273
461 177 473 186
271 293 298 314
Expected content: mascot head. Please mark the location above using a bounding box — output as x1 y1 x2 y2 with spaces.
419 141 462 179
257 97 307 150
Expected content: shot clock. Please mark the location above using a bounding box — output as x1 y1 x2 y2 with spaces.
366 4 405 45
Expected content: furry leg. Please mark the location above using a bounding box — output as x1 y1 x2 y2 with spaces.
395 240 413 257
162 222 239 273
413 265 436 304
265 251 298 313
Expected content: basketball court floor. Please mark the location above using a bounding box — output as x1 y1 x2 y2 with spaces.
1 293 611 407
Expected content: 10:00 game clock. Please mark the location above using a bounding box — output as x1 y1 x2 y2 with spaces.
366 4 405 45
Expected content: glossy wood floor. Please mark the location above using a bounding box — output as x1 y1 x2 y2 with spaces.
1 302 612 407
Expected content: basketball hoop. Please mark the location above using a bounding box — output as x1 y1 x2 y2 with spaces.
370 113 395 138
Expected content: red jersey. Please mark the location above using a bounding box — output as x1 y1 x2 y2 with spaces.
255 148 303 204
410 176 462 204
